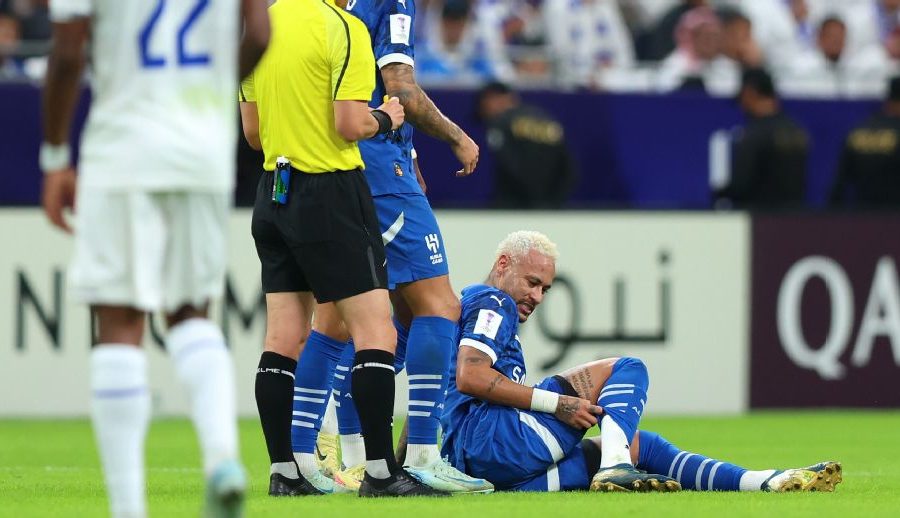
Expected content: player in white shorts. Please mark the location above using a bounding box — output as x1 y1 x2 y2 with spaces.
40 1 269 517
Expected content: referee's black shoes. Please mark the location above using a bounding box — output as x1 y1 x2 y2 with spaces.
358 468 450 497
268 472 328 496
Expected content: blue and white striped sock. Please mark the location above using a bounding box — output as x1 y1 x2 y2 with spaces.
334 342 358 434
637 430 754 490
335 318 408 438
404 316 455 467
291 331 344 478
597 357 649 467
332 342 365 469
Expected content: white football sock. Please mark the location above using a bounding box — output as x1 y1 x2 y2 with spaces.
320 396 338 435
366 459 391 479
739 469 778 491
166 318 238 475
270 462 299 478
339 433 366 468
91 345 150 518
599 415 632 468
405 443 441 468
294 452 319 479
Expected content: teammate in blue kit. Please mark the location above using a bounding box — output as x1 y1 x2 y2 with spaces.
283 0 491 496
443 230 843 493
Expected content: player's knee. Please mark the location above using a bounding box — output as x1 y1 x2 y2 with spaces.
427 291 460 321
349 320 397 353
614 357 649 386
404 277 460 320
442 295 461 321
313 318 349 343
165 304 208 328
616 357 647 375
264 321 307 358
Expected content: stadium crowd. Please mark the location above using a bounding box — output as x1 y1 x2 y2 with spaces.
6 0 900 210
5 0 900 98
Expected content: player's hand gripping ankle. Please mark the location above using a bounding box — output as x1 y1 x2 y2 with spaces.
554 395 604 429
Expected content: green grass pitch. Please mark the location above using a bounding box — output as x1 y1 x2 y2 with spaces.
1 412 897 517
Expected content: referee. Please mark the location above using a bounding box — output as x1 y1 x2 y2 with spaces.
239 0 438 497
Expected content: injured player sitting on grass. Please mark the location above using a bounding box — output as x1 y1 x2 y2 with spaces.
436 230 842 493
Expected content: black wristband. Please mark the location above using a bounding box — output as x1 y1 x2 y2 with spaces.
370 109 392 135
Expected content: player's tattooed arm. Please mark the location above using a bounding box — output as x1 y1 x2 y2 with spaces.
380 63 479 176
456 346 529 410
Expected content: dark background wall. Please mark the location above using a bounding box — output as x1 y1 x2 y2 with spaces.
0 83 877 208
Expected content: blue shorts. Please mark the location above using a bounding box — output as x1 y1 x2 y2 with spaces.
448 376 590 491
374 193 449 289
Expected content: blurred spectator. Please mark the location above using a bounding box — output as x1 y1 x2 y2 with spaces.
499 0 551 80
842 0 900 58
716 68 809 208
719 8 763 68
638 0 707 61
0 11 23 80
476 81 577 209
416 0 515 85
743 0 822 72
621 0 680 31
778 16 891 98
830 77 900 208
542 0 635 88
655 7 741 96
11 0 48 41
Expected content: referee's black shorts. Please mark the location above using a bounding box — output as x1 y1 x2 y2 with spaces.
251 167 388 303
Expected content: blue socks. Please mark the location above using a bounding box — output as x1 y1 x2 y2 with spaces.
598 357 649 445
393 318 409 372
334 319 410 437
334 341 359 436
637 430 747 490
291 331 344 455
405 316 455 446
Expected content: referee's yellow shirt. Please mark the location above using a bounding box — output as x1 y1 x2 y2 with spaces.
240 0 375 173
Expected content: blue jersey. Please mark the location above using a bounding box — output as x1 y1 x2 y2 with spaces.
441 284 528 452
345 0 421 197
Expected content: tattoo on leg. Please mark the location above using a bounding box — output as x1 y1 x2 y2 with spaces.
567 369 594 401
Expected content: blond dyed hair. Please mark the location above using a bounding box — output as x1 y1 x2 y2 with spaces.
494 230 559 263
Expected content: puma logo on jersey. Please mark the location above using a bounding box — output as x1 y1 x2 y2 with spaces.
490 295 504 306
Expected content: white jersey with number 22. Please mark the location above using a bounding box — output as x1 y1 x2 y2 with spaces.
50 0 240 191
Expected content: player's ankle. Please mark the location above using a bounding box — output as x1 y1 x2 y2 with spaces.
294 452 319 479
404 443 441 468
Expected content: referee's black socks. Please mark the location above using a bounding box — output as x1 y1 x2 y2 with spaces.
255 351 298 477
351 349 401 479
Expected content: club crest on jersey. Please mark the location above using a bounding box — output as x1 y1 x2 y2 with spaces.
425 233 443 264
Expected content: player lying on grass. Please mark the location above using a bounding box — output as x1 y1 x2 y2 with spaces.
440 230 842 493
